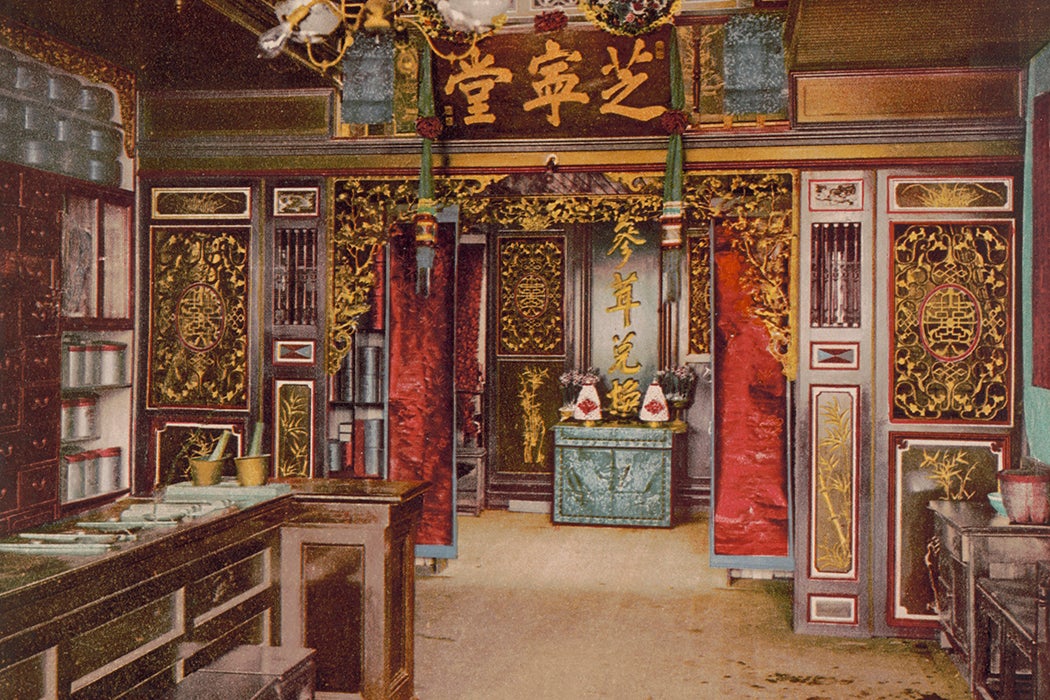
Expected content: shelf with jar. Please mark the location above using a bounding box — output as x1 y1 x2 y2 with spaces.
326 331 386 479
59 330 132 506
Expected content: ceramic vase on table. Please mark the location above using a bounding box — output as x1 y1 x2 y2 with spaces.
639 381 670 426
573 384 602 424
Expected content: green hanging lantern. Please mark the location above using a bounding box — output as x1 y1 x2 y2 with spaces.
661 28 685 304
414 43 439 297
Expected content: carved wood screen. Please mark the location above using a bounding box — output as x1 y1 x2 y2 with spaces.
328 170 795 515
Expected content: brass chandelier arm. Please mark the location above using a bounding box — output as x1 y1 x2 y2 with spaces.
393 14 480 63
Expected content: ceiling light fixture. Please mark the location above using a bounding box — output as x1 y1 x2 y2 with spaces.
258 0 511 72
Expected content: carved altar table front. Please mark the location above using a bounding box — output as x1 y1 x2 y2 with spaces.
552 424 677 527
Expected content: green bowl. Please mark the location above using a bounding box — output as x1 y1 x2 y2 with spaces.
987 492 1007 517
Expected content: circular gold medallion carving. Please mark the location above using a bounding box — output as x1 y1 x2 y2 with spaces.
919 284 980 362
176 283 226 352
514 273 550 319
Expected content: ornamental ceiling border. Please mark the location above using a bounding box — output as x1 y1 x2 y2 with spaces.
327 169 796 377
1 18 136 158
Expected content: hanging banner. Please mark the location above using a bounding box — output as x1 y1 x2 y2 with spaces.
433 26 671 139
590 220 661 418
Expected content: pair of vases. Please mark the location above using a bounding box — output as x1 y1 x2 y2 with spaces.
190 455 270 487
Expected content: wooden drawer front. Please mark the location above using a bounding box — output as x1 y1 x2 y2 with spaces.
0 467 17 514
0 169 20 207
22 339 58 383
0 298 20 349
17 463 57 510
0 206 17 251
19 170 61 214
0 346 22 382
0 388 18 431
0 649 55 700
0 432 16 465
21 388 58 464
19 210 59 256
7 503 56 533
0 349 22 429
20 428 58 465
20 288 57 339
22 384 58 425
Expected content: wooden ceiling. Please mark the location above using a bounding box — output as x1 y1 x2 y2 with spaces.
786 0 1050 72
3 0 1049 91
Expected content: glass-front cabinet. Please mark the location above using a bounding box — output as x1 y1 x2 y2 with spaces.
59 184 134 509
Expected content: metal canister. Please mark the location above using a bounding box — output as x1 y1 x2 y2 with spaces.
82 449 100 497
70 395 97 439
82 342 101 386
97 446 121 493
63 451 86 501
66 341 86 387
98 341 126 385
60 398 75 440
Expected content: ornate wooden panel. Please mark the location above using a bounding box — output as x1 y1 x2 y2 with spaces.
496 236 565 357
890 221 1013 424
888 433 1006 628
147 225 250 410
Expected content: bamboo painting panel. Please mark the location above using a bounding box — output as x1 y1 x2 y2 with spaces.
810 386 858 580
147 226 250 410
889 433 1005 626
494 360 563 474
152 419 243 488
274 380 313 478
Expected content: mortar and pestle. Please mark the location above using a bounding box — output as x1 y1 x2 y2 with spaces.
234 422 270 487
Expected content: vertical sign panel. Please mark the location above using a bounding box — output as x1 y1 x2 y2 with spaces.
590 220 660 418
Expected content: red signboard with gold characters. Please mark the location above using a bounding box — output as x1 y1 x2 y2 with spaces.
433 26 672 139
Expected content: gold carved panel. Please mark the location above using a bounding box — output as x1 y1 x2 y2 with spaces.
891 222 1012 424
497 237 565 357
147 226 250 410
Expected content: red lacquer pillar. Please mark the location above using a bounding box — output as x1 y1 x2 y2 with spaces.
386 223 455 547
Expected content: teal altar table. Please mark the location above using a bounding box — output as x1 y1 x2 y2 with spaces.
552 424 677 527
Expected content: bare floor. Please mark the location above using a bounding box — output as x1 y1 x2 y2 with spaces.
413 510 969 700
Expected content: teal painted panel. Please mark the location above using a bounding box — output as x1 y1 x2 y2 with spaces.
552 425 673 527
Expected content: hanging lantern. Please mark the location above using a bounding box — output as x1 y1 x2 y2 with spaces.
414 45 438 297
414 204 437 297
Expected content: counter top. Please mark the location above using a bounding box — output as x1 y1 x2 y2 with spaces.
0 478 429 601
928 499 1050 533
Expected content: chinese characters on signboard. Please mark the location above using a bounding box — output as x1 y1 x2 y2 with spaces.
434 27 672 139
591 221 660 418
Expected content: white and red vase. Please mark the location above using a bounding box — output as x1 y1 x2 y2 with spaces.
573 383 602 422
638 381 669 422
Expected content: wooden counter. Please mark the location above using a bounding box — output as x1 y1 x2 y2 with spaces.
929 499 1050 694
0 479 428 699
